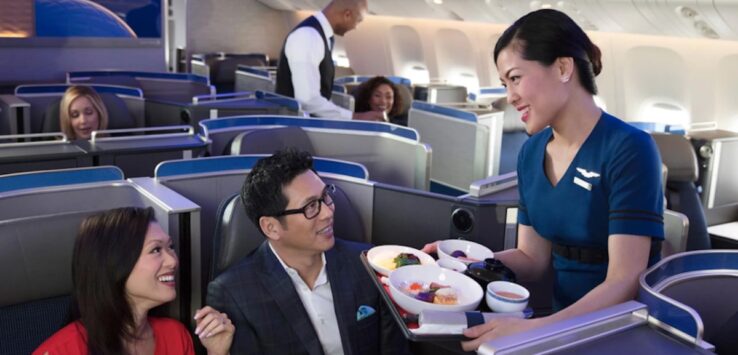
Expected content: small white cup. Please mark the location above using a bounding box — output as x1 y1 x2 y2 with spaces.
485 281 529 313
436 258 468 273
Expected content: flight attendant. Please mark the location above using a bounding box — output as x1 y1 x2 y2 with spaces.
425 9 664 351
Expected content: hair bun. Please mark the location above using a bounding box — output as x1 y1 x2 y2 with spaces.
589 43 603 76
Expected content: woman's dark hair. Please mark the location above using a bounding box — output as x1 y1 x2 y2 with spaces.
68 207 156 354
353 76 404 118
493 9 602 95
241 148 315 235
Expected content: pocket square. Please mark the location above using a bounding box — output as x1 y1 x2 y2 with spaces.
356 305 376 321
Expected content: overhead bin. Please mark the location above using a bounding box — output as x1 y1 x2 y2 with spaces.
199 115 430 190
144 90 301 127
0 166 199 355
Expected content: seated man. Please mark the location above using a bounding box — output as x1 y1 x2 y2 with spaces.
207 149 409 355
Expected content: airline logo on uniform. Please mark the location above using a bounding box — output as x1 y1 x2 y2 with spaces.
574 167 599 191
576 167 600 179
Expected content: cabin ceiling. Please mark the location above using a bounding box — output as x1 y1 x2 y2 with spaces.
257 0 738 41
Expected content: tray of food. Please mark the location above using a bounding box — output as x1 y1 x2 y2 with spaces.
361 242 532 342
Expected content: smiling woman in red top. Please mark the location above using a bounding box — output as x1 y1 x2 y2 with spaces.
34 207 234 355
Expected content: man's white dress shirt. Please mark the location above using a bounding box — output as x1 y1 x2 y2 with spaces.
283 11 352 120
268 243 345 355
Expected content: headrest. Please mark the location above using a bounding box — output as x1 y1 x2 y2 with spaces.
651 133 699 183
212 184 366 278
229 126 316 156
213 56 268 85
42 92 137 135
0 211 94 306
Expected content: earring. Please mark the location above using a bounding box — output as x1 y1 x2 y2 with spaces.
562 76 570 83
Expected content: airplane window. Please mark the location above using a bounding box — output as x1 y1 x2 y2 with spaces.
639 102 689 126
403 64 430 85
449 72 479 96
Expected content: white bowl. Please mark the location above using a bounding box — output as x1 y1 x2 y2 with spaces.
366 245 436 277
485 281 529 313
436 258 467 273
437 239 494 265
388 265 483 315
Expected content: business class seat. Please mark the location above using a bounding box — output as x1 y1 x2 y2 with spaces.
651 133 711 250
0 211 95 355
229 126 316 156
211 184 365 280
42 92 139 134
192 53 269 93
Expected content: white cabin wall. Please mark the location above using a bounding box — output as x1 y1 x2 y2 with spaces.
327 14 738 130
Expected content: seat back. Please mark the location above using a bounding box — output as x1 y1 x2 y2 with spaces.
42 93 138 134
0 211 95 355
651 133 711 250
211 184 365 279
229 126 315 156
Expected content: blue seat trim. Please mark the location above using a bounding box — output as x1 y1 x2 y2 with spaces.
68 71 209 85
15 84 143 97
334 76 411 86
480 87 507 95
254 91 300 112
199 115 419 141
412 101 477 123
236 66 271 79
628 121 686 135
0 167 124 194
155 155 368 180
333 84 347 93
638 250 738 341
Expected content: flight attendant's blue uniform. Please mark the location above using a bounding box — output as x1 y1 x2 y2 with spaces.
517 112 664 310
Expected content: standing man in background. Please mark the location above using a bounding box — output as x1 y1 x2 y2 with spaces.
276 0 385 121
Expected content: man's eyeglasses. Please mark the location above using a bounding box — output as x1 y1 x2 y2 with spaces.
274 184 336 220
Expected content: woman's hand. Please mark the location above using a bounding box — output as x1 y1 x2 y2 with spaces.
461 317 544 352
194 306 235 355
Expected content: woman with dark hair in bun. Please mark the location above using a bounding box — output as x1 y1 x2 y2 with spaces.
424 9 664 350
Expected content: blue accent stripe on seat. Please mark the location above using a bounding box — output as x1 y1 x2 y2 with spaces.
15 84 143 97
199 115 419 141
155 155 368 180
334 76 411 86
68 71 209 85
479 87 507 95
0 167 124 194
412 101 477 123
628 121 685 135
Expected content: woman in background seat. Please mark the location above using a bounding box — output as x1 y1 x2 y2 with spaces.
353 76 405 124
59 86 109 140
34 207 234 355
